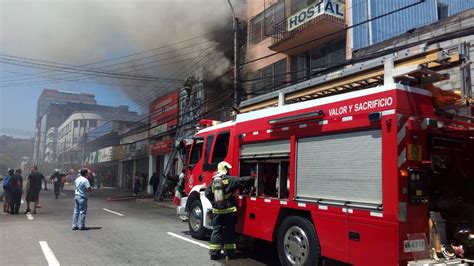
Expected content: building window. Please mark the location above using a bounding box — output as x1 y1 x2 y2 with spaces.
290 0 318 14
74 120 79 127
250 13 264 45
437 0 448 20
250 0 285 45
89 120 97 128
264 0 285 35
291 38 345 82
252 59 288 94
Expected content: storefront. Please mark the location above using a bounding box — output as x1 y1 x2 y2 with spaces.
148 90 179 193
116 140 149 191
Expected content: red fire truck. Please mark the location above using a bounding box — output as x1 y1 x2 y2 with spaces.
177 44 474 265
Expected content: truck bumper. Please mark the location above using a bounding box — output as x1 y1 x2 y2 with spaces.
408 259 472 265
176 196 188 221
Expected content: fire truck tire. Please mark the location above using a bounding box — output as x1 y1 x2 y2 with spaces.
277 216 320 266
188 200 207 240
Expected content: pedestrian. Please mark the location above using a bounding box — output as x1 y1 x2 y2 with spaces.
25 165 47 214
60 172 66 191
50 169 61 199
205 161 254 260
72 168 92 230
149 172 159 196
87 172 95 188
10 169 23 215
133 172 142 196
3 168 14 214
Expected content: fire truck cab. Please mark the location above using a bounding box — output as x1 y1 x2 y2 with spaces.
177 46 474 265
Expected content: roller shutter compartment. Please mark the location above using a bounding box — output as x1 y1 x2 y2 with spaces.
296 130 382 205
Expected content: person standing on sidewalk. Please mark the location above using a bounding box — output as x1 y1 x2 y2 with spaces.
72 168 92 230
3 168 14 214
25 166 47 214
133 171 142 196
149 172 159 196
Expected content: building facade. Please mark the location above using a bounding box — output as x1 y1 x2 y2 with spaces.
34 89 96 164
241 0 473 99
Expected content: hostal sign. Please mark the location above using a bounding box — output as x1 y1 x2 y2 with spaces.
287 0 344 31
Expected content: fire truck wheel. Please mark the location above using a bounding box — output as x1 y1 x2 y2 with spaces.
188 200 207 240
277 216 320 266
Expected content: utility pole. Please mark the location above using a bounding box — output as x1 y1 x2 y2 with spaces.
227 0 241 109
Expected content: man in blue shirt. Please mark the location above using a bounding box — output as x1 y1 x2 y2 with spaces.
72 168 92 230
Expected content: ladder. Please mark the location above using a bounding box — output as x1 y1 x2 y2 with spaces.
154 89 191 201
239 43 464 113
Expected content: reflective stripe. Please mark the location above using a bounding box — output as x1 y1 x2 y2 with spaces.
209 244 221 250
212 206 237 214
224 244 236 249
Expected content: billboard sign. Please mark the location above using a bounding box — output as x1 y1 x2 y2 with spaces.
149 90 179 137
98 146 113 163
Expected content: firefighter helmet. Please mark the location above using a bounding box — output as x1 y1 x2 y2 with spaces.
217 161 232 174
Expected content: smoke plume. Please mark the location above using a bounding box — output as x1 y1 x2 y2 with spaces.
0 0 240 109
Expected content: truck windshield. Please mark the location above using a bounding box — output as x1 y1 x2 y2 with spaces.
189 138 204 165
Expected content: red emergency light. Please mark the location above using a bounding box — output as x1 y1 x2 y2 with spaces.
199 119 221 127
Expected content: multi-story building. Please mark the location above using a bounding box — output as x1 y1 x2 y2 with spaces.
56 106 141 167
34 89 96 164
241 0 473 98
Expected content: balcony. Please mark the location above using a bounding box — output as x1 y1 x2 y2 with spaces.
269 0 346 55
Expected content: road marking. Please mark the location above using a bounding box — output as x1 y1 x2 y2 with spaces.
21 199 24 204
167 232 209 249
39 241 60 266
102 208 124 216
26 213 34 220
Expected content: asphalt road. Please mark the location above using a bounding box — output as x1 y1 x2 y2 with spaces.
0 186 280 265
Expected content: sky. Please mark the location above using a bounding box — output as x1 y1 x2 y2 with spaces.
0 0 242 138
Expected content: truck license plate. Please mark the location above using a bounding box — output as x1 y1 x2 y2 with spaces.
403 239 425 253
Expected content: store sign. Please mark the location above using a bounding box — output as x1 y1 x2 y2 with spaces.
128 140 149 158
150 138 175 156
114 145 128 160
287 0 344 31
149 90 179 137
150 123 168 137
98 146 113 163
86 151 97 165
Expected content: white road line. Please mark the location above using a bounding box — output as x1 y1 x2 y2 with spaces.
102 208 124 216
26 213 34 220
167 232 209 249
39 241 60 266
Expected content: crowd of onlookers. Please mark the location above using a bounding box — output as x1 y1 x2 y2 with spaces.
1 165 48 215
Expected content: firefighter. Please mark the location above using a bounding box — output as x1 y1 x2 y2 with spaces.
205 161 254 260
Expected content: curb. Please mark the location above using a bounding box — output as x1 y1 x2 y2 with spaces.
136 199 176 210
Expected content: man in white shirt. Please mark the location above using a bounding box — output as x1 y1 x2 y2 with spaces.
72 168 92 230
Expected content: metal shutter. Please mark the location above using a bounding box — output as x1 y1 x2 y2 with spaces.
240 140 290 159
296 130 382 205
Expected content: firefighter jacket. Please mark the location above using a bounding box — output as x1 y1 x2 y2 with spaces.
205 174 253 215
